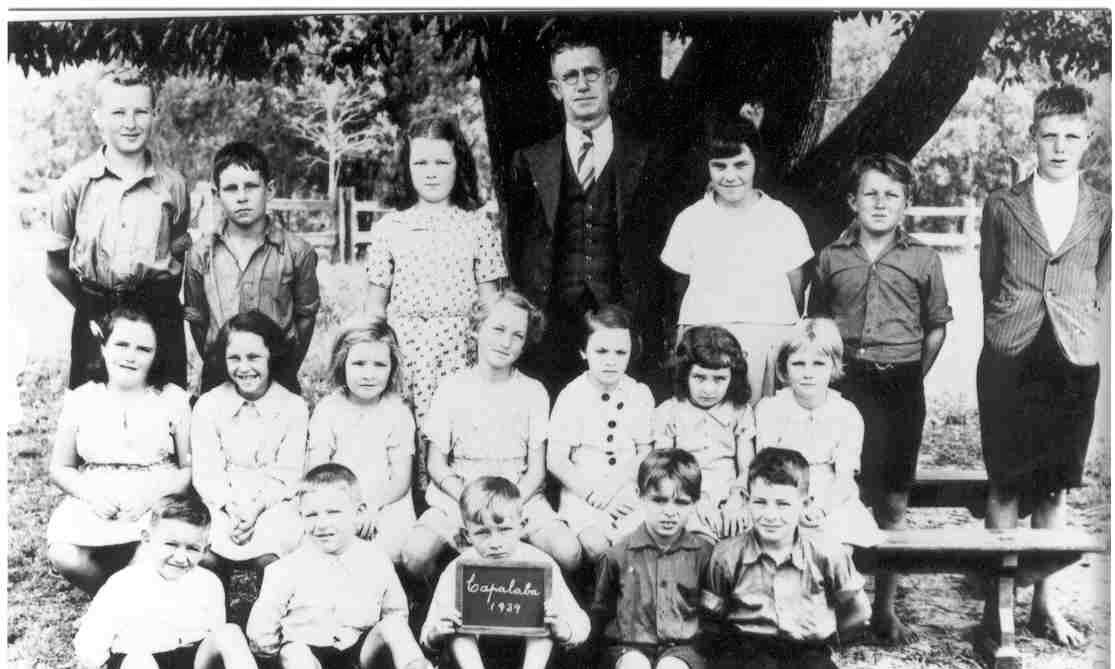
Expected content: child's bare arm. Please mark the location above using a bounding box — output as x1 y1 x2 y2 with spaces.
836 590 871 636
245 564 291 656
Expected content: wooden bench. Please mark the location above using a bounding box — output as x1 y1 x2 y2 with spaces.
854 527 1107 669
908 466 988 515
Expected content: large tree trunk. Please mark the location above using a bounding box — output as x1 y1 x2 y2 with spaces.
783 10 1003 247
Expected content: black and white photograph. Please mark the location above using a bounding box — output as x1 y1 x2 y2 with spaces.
6 8 1111 669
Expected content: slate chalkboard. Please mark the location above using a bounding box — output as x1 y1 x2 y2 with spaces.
455 559 552 637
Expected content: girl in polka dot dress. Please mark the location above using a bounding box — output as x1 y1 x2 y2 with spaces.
653 325 755 540
365 116 508 491
547 305 655 561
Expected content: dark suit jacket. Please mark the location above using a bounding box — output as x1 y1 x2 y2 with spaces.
506 127 670 368
980 175 1110 366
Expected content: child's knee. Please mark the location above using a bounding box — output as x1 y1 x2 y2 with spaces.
278 641 315 668
615 649 653 669
536 526 582 572
46 542 81 573
118 653 159 669
213 622 248 650
401 531 443 578
655 655 692 669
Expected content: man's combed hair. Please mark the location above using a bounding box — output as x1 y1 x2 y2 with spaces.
844 152 915 199
1033 84 1093 124
547 23 613 67
212 141 271 188
151 493 211 528
301 463 363 502
637 448 702 501
747 447 810 493
459 476 523 526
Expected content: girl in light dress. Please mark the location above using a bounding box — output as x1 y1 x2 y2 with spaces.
401 289 582 580
547 304 655 561
653 325 755 540
307 319 416 564
47 306 193 595
191 310 308 582
660 113 813 404
754 318 882 548
365 115 508 492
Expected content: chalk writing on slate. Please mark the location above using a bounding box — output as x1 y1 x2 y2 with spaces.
456 559 552 637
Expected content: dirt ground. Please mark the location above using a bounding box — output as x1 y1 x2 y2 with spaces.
6 231 1111 668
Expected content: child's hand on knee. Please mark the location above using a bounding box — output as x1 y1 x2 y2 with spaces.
801 505 827 529
721 502 751 537
544 602 573 643
357 507 379 540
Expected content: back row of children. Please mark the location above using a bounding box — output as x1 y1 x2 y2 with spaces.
46 64 1105 667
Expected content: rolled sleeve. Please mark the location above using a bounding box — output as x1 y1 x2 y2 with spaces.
921 252 953 328
826 544 866 605
46 172 81 253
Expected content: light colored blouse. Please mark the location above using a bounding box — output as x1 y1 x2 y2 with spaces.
653 397 755 503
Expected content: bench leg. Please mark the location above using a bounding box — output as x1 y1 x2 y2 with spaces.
980 554 1021 669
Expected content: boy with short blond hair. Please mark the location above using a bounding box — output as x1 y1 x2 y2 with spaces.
46 65 191 390
73 493 255 669
978 83 1109 647
591 449 714 669
184 140 320 394
701 449 870 669
420 476 589 669
246 463 427 669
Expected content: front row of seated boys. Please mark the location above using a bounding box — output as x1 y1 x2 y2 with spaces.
77 448 866 669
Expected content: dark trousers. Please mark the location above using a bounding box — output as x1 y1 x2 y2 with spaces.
836 359 925 508
708 635 837 669
70 279 187 390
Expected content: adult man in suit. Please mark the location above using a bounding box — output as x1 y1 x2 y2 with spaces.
506 28 668 398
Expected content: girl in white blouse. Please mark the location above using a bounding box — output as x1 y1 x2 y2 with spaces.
306 320 416 564
191 311 308 583
48 306 192 594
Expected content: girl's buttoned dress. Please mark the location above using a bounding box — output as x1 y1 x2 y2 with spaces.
653 397 755 506
549 373 655 541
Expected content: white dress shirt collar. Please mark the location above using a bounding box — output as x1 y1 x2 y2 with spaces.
564 116 614 176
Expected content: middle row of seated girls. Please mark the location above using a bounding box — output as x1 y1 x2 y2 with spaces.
47 287 880 599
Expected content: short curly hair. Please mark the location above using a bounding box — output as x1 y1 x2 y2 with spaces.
672 325 750 407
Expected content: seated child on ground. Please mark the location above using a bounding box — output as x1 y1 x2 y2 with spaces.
247 463 428 669
702 448 870 669
547 304 655 561
402 289 581 580
653 325 754 540
73 493 255 669
420 476 590 669
591 449 715 669
307 320 417 564
754 319 882 548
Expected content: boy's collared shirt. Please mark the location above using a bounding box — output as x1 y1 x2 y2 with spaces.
592 524 714 645
247 539 407 654
420 541 590 649
47 147 191 287
184 216 321 350
701 530 864 643
74 562 224 667
815 224 953 364
980 175 1110 365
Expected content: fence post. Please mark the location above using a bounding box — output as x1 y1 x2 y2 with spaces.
337 187 352 263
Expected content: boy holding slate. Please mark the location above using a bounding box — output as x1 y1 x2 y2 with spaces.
421 476 589 669
591 449 715 669
247 464 427 669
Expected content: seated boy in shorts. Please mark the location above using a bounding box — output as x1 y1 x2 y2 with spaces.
73 493 255 669
247 464 428 669
701 449 870 669
420 476 589 669
591 449 715 669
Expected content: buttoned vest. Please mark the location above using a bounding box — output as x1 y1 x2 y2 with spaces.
554 146 620 308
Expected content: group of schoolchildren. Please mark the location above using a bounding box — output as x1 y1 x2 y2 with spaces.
41 53 1106 669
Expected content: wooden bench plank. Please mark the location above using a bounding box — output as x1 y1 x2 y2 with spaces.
871 527 1106 554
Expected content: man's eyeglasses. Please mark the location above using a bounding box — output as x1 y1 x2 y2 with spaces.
553 67 604 86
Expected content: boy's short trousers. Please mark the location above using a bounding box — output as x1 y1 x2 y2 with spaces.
306 628 370 669
837 359 924 509
707 634 835 669
417 495 564 548
604 641 706 669
106 642 201 669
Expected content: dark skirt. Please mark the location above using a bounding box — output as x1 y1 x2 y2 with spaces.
977 318 1100 507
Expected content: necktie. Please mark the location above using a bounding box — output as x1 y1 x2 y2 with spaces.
576 130 595 191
